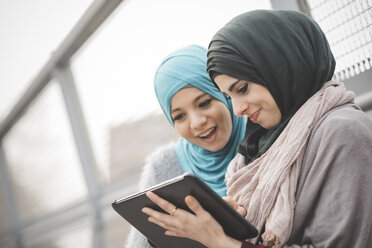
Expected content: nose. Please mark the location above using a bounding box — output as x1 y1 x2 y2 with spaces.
190 112 207 130
232 98 248 117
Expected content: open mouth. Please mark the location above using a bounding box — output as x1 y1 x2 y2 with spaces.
198 126 217 140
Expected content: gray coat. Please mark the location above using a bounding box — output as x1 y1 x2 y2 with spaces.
284 104 372 247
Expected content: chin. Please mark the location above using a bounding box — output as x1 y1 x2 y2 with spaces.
207 147 220 152
264 122 280 130
208 143 227 152
261 124 271 129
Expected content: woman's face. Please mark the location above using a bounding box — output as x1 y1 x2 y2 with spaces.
170 87 232 152
214 74 281 129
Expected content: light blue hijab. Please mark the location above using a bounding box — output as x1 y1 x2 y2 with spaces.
154 45 245 197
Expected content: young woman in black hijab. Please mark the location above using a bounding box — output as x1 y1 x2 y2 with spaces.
143 10 372 248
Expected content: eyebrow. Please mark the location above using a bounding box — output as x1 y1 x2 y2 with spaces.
228 79 242 92
170 92 208 113
171 108 180 113
194 92 208 102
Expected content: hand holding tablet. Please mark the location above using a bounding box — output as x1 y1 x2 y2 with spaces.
112 173 258 248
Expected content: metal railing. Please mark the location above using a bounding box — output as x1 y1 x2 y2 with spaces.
0 1 125 247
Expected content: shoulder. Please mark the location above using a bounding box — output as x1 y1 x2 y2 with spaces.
145 142 179 165
139 142 184 189
300 104 372 182
301 104 372 178
293 105 372 247
311 104 372 144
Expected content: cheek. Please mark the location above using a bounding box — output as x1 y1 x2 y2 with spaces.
270 99 281 120
225 114 233 137
217 106 233 136
174 123 191 139
267 100 282 127
275 106 282 123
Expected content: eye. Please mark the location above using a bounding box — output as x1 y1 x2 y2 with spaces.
199 99 212 108
173 113 185 121
237 83 248 94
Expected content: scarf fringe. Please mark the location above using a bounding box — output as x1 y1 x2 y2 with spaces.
262 230 282 248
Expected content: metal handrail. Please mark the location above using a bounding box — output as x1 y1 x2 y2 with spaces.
0 0 124 140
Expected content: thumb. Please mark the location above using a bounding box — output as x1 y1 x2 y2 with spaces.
223 197 238 208
236 205 247 217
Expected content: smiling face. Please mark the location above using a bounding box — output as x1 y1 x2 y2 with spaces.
170 87 232 152
214 74 281 129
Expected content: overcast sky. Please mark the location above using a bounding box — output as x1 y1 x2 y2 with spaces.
0 0 272 122
0 0 91 118
0 0 272 179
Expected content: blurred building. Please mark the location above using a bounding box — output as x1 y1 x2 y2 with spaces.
105 113 179 247
109 113 179 183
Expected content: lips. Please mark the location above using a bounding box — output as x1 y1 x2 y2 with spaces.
197 126 217 142
249 109 261 123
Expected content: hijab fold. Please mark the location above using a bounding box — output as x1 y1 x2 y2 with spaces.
154 45 245 196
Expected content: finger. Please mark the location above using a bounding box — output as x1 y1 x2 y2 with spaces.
148 216 183 233
164 230 177 236
143 206 194 224
185 195 208 217
148 216 166 229
223 197 237 208
234 205 247 216
143 208 179 229
146 192 177 214
146 209 193 233
142 207 173 222
164 230 188 238
223 197 246 216
148 216 179 230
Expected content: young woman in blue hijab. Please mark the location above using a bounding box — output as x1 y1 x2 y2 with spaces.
125 44 246 247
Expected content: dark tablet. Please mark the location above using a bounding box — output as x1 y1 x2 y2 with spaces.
112 173 258 248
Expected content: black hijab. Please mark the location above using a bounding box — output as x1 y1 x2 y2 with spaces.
207 10 335 164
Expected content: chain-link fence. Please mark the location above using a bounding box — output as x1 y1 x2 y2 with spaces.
307 0 372 81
